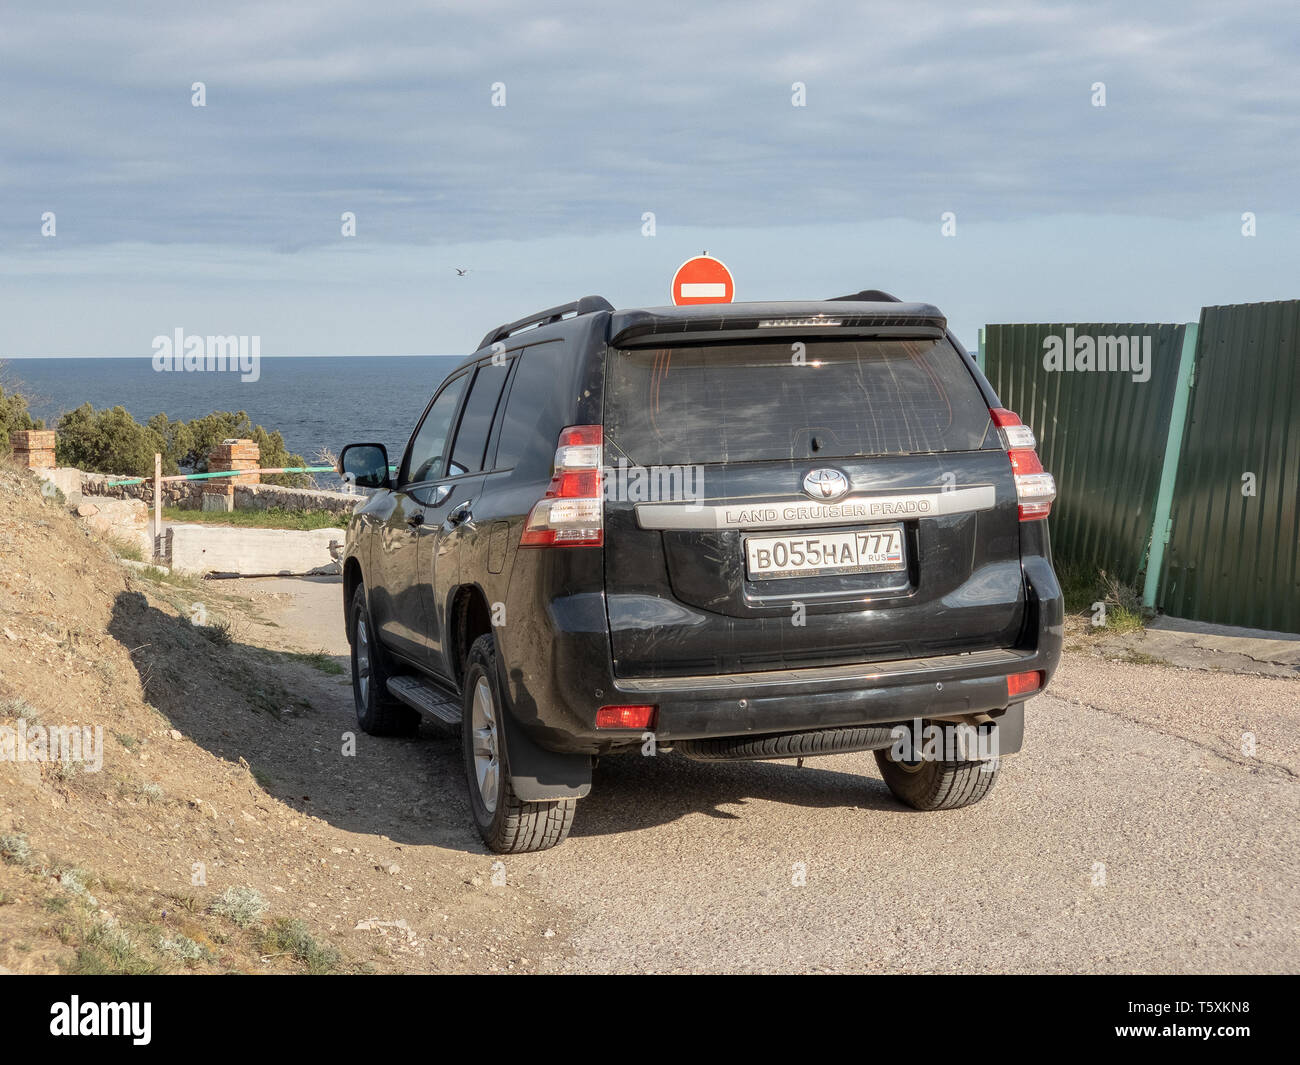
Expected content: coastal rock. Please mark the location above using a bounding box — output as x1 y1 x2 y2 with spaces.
73 497 153 559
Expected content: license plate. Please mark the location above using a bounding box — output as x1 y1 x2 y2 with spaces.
744 524 906 581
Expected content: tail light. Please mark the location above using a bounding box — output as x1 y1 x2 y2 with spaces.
595 704 657 730
520 425 604 547
1007 670 1043 698
990 408 1056 521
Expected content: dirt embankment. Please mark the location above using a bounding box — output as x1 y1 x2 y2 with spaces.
0 464 563 973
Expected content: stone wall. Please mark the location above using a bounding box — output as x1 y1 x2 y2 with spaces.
33 429 363 516
80 471 362 514
80 471 203 508
231 482 361 514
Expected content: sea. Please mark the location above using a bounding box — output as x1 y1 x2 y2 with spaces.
1 356 463 477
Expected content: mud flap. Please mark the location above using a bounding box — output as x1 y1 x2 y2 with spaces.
992 702 1024 757
500 708 593 801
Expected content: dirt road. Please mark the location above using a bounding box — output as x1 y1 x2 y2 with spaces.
244 575 1299 974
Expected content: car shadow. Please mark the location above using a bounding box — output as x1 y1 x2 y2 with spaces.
571 749 903 840
107 588 905 858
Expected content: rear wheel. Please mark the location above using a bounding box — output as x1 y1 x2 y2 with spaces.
348 584 419 736
461 633 575 853
873 733 1000 810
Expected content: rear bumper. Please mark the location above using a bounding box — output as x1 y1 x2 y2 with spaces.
615 647 1047 741
500 549 1064 755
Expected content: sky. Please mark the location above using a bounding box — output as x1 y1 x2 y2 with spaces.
1 0 1298 356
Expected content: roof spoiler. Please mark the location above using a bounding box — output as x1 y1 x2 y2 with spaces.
828 289 902 302
479 295 614 351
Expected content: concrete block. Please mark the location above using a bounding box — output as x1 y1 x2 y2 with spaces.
201 489 234 512
37 466 82 506
74 496 153 559
167 524 345 577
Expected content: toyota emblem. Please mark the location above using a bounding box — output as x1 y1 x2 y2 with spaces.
802 468 850 501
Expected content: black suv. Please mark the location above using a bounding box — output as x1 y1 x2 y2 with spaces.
339 291 1063 853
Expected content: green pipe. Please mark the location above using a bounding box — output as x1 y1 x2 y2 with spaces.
977 325 986 372
106 465 335 487
105 463 398 487
1142 322 1199 608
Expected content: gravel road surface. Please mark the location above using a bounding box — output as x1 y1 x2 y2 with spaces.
252 576 1299 974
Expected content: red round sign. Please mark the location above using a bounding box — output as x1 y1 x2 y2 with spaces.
670 255 735 306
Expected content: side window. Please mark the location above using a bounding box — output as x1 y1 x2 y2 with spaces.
402 374 467 485
447 359 512 477
494 343 568 472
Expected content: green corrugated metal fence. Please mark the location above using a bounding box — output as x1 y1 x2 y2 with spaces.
984 301 1300 632
983 323 1188 586
1159 300 1300 632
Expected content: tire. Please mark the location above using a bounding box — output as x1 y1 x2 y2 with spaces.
348 584 419 737
461 633 575 853
676 725 897 762
873 735 1000 811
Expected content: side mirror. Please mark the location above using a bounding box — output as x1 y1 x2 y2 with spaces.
339 443 391 489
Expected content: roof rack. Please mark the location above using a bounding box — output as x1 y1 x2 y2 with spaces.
478 295 614 351
827 289 901 302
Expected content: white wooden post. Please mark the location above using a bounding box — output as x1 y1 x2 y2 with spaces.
154 452 162 559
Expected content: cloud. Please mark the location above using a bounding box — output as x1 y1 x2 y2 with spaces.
0 0 1296 252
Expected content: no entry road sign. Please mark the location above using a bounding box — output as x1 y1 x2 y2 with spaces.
671 255 735 305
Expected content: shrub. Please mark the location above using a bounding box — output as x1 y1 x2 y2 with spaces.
209 885 268 929
1 697 41 724
260 917 340 974
55 405 309 486
203 619 234 646
56 404 170 478
149 411 309 487
157 933 205 965
133 781 164 804
1058 563 1149 631
73 921 155 975
57 868 92 897
0 381 41 456
0 833 32 867
107 535 145 562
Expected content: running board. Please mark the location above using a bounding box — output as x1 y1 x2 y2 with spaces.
386 675 463 725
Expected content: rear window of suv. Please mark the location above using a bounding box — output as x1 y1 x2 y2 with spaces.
604 337 994 465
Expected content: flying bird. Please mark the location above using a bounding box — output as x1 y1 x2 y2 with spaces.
455 267 468 276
